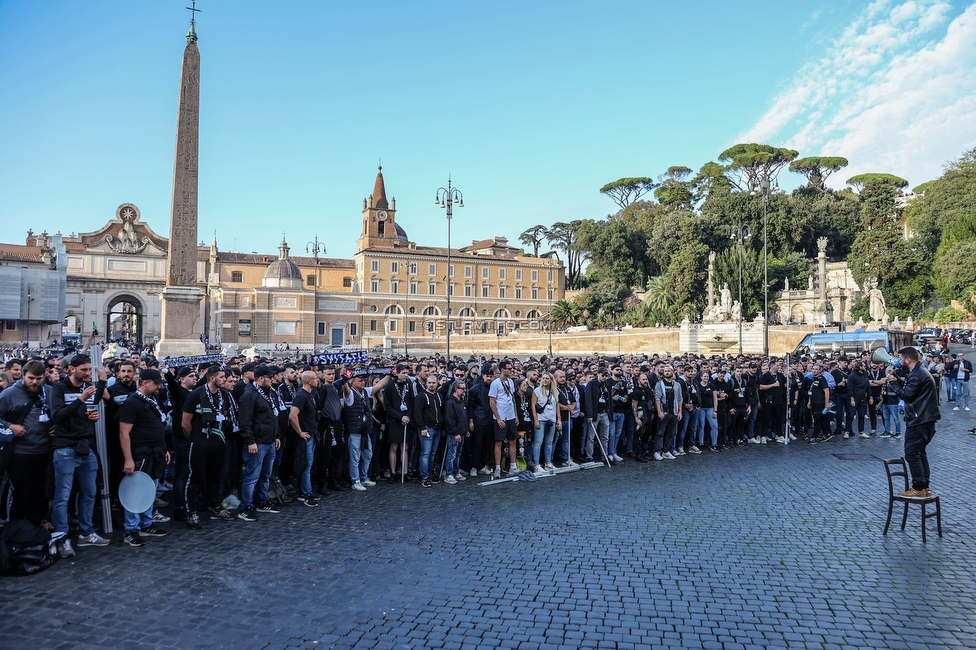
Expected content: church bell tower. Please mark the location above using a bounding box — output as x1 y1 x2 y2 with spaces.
356 165 399 252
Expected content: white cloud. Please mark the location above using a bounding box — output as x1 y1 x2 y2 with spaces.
739 0 976 188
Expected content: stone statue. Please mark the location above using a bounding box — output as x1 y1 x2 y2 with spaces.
817 236 829 254
808 275 814 290
720 283 732 312
869 281 887 322
906 316 915 330
784 277 790 291
731 301 741 321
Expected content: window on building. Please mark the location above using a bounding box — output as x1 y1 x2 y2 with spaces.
531 270 538 282
531 288 539 300
343 277 353 288
499 286 507 299
409 262 418 275
547 269 554 282
3 320 16 331
409 321 416 332
428 263 436 275
370 319 377 331
498 268 506 281
482 285 490 298
370 280 379 292
464 284 472 297
428 282 436 295
515 269 522 281
391 280 399 294
390 261 399 273
515 287 522 300
349 323 358 337
317 322 326 336
389 320 398 333
307 275 316 286
449 264 455 278
482 267 489 279
231 271 243 283
448 283 454 296
378 221 385 236
410 281 418 295
464 266 472 278
240 296 250 307
371 260 379 273
547 288 554 301
426 321 434 333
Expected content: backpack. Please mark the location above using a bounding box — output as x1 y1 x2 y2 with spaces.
0 520 58 576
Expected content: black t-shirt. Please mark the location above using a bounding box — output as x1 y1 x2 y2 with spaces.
759 372 787 404
183 385 230 438
118 392 166 449
291 388 318 435
831 368 849 395
807 375 829 407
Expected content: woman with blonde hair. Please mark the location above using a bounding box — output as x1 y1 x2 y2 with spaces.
531 372 560 473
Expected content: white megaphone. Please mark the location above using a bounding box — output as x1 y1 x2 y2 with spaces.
871 347 901 368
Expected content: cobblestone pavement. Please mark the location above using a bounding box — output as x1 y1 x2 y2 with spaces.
3 408 976 650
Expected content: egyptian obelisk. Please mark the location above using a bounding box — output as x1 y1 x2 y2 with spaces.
156 11 205 357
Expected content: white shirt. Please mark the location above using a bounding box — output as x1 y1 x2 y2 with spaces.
488 377 516 420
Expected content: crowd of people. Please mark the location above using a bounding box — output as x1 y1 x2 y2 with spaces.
0 340 963 559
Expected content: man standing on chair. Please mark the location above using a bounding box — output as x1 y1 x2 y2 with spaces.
885 346 941 498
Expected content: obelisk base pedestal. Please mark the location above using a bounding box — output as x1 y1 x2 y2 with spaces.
156 285 205 357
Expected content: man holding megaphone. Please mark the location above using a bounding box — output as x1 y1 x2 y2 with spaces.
881 346 941 498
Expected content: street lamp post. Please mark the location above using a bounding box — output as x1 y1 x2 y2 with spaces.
542 251 559 358
435 179 463 362
307 235 325 350
750 178 779 357
730 224 750 355
25 284 35 348
402 262 410 357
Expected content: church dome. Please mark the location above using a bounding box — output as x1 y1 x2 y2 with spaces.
263 239 303 288
395 223 409 242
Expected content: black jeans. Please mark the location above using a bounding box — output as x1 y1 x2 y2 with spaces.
186 433 225 514
8 452 51 525
172 435 190 512
905 421 936 489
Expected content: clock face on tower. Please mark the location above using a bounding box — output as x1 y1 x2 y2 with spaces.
377 210 388 221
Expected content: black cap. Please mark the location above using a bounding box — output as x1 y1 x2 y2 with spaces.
177 367 196 379
139 369 163 384
253 365 274 378
242 363 257 373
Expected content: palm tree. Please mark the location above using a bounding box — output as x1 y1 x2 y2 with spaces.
644 275 671 313
550 299 572 328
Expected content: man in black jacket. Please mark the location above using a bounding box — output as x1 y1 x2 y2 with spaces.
0 360 52 526
49 354 110 556
885 347 941 497
236 365 281 521
443 380 468 484
462 364 495 477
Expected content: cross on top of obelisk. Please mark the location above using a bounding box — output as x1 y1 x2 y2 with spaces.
186 1 201 43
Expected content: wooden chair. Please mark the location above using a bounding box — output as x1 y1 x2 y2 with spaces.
882 458 942 542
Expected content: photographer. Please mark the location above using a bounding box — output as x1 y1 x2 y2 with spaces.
884 346 941 498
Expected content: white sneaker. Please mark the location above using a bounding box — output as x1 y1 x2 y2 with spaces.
663 452 676 460
534 466 547 475
493 467 501 479
966 407 971 411
351 481 367 492
653 452 663 461
748 437 760 444
789 434 797 441
479 466 492 476
674 450 686 456
565 460 579 468
843 432 850 439
688 446 702 454
612 454 624 462
443 474 457 485
362 479 377 487
469 468 478 478
76 532 110 547
760 437 769 444
954 406 960 411
455 473 467 481
775 436 786 443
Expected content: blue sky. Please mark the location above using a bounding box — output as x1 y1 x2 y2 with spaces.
1 1 974 259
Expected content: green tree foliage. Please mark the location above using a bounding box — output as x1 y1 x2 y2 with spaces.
712 245 764 319
934 239 976 303
789 156 849 190
518 224 549 258
845 173 909 192
546 220 587 290
935 306 970 324
718 143 798 192
643 275 671 313
576 202 659 290
691 161 732 203
653 166 695 212
549 299 573 327
906 147 976 257
599 177 658 210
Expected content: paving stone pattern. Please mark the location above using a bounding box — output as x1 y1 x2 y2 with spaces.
3 410 976 649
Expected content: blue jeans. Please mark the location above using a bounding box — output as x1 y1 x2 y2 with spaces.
52 446 98 537
240 443 275 510
846 399 868 434
585 413 610 459
445 434 463 476
419 427 441 479
833 395 848 432
300 436 315 494
348 432 372 483
746 401 759 437
687 408 704 447
945 377 956 401
958 381 970 408
702 408 719 446
533 420 556 467
124 476 157 533
882 404 902 435
672 409 690 452
623 410 636 453
557 420 572 464
609 411 625 457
